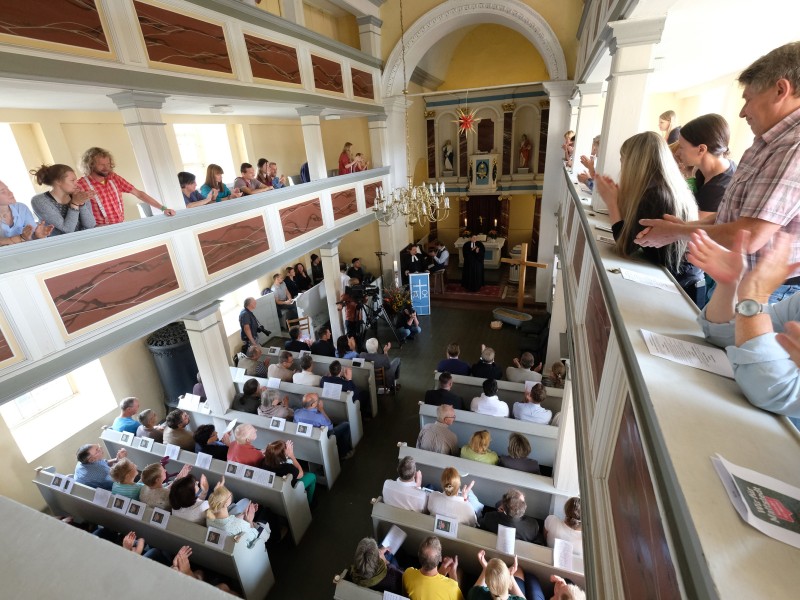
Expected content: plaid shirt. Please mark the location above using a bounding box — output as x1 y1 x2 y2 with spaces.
76 172 135 226
716 107 800 271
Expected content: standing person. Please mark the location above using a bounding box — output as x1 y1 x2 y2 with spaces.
75 147 175 225
461 234 486 292
284 266 300 297
271 273 298 329
200 164 242 202
239 297 269 354
1 180 52 245
310 253 324 285
402 245 425 285
339 142 356 175
294 262 313 291
233 162 266 196
659 110 681 144
30 164 95 235
178 171 217 208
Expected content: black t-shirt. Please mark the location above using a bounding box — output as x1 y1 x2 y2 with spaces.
694 161 736 213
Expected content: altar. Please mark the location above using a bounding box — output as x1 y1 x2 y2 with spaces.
454 236 506 269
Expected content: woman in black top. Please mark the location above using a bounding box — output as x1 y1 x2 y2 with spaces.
294 262 313 291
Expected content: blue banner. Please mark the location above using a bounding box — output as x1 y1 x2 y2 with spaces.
409 272 431 316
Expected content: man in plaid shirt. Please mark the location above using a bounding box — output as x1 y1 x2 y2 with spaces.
75 147 176 226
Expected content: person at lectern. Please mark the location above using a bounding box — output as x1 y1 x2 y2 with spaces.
461 234 485 292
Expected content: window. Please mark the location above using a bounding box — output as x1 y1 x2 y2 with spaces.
219 280 264 336
0 123 36 210
0 360 116 462
173 123 236 185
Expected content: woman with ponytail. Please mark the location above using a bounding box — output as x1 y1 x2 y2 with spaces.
426 467 482 526
31 164 95 235
544 497 583 558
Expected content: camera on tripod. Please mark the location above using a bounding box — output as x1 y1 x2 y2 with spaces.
345 284 379 302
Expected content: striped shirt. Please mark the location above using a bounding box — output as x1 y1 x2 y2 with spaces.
76 173 135 226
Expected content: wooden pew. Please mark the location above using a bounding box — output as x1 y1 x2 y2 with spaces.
185 407 341 488
332 569 383 600
397 443 571 521
418 402 558 467
100 429 312 545
433 371 563 415
33 467 275 599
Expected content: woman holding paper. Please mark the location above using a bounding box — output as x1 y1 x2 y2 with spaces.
264 440 316 504
426 467 482 526
206 485 268 548
348 537 405 595
544 497 583 558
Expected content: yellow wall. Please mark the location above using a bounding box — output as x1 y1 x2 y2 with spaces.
303 5 360 49
254 0 282 17
320 117 371 173
338 221 382 276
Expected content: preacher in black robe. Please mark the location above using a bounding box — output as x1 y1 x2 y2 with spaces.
461 235 485 291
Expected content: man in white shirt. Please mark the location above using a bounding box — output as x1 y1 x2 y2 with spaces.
428 240 450 273
505 351 543 384
512 383 552 424
293 354 321 387
470 379 509 417
382 456 428 513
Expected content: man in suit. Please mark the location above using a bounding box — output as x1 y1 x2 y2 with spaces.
424 372 464 410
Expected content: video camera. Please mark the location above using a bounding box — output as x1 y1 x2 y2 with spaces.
344 284 379 301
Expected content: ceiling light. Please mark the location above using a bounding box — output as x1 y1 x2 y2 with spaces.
210 104 233 114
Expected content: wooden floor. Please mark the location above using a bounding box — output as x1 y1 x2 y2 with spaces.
265 303 542 599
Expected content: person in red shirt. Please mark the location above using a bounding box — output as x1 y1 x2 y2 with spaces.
226 423 265 468
338 142 356 175
75 147 176 226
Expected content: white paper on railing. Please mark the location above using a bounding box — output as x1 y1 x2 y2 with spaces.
620 269 680 294
322 382 342 399
712 454 800 550
224 419 238 435
164 444 181 460
93 488 111 507
178 393 202 411
641 330 734 378
553 538 574 571
496 524 516 554
195 452 213 470
267 377 282 389
381 524 407 555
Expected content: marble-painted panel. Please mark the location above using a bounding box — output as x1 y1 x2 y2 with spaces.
351 67 374 99
133 1 231 74
571 222 585 282
311 54 343 93
198 216 270 276
244 34 301 84
566 200 576 242
331 189 357 220
43 244 180 336
364 182 380 209
280 199 323 242
585 265 611 400
0 330 12 364
608 397 681 598
0 1 109 52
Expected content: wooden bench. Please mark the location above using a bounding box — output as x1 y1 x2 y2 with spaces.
433 371 563 415
418 402 558 467
185 407 341 488
33 468 274 599
332 569 383 600
100 429 312 545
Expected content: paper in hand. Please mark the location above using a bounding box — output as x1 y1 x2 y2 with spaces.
553 538 574 571
496 524 516 554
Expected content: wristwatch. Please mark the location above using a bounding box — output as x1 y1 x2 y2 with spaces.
735 299 766 317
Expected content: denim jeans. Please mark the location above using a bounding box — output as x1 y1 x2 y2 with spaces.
769 284 800 305
398 325 422 341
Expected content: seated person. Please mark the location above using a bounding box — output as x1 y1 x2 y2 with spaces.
361 337 401 390
512 383 552 424
257 388 294 420
402 536 462 600
416 404 459 456
263 439 316 504
336 334 359 359
74 443 127 490
427 467 480 526
498 433 540 475
136 408 164 443
480 488 539 543
200 163 242 201
550 575 586 600
437 342 471 376
268 350 295 382
320 360 369 412
471 379 509 417
285 326 311 352
284 266 300 297
205 485 267 549
293 353 321 386
111 397 140 435
460 430 499 465
271 273 298 329
349 537 405 595
178 171 215 208
294 262 313 292
170 474 211 524
227 423 265 468
541 361 567 388
0 180 53 245
109 458 143 500
232 162 266 196
544 497 583 558
310 326 336 357
163 409 195 451
193 424 231 461
428 240 449 273
424 371 465 410
192 373 207 401
468 552 526 600
231 378 263 414
471 346 503 380
243 344 268 378
140 463 191 510
294 392 354 460
505 352 543 384
382 456 427 513
395 305 422 343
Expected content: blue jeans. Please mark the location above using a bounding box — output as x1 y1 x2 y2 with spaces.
398 325 422 341
770 284 800 304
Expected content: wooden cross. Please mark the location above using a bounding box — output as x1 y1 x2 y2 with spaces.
500 243 547 309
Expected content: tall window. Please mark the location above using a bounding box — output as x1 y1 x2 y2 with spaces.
0 123 36 209
173 124 236 185
220 280 264 336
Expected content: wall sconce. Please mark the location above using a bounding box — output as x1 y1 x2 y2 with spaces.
498 186 511 201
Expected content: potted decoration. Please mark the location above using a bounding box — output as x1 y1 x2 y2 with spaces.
383 284 411 316
487 229 498 240
460 228 472 239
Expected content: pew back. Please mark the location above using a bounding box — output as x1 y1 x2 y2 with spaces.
434 371 563 414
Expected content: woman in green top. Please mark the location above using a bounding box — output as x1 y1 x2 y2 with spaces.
200 164 242 202
109 458 143 500
467 551 526 600
460 430 499 465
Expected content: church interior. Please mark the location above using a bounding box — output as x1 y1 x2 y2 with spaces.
0 0 798 598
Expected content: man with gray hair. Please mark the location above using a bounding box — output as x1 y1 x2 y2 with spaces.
348 537 405 594
416 404 459 456
244 344 268 378
382 456 428 513
471 345 503 380
479 488 540 542
505 351 543 384
360 337 401 390
111 397 140 434
402 536 461 599
74 443 127 490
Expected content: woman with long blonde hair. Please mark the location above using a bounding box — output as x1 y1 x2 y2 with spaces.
659 109 681 144
596 131 705 307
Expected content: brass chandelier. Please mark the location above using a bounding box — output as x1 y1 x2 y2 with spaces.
374 0 450 226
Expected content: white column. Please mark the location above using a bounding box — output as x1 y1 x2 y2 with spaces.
384 96 409 189
593 18 665 209
280 0 305 26
538 81 574 303
357 15 382 60
108 91 183 212
319 242 343 339
568 95 580 135
296 106 328 181
367 114 389 168
573 82 605 170
183 302 235 416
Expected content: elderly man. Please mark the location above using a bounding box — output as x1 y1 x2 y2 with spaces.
243 344 268 378
257 388 294 420
636 42 800 303
293 354 321 386
402 536 462 600
479 488 540 543
75 146 175 226
512 383 552 424
74 443 127 490
271 272 298 329
361 338 401 391
294 392 353 459
239 297 270 354
471 379 509 417
163 409 194 451
416 404 459 456
471 345 503 380
232 378 263 414
233 162 266 196
111 397 140 434
424 372 464 410
310 326 336 357
268 350 295 382
382 456 428 513
505 352 543 384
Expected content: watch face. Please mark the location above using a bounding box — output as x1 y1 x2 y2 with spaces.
736 299 762 317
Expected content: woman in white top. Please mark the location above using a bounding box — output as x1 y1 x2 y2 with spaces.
206 485 267 548
139 462 191 510
169 474 212 524
544 497 583 557
426 467 480 526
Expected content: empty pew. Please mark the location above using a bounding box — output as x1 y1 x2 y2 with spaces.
100 428 312 545
33 467 275 599
433 371 563 415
